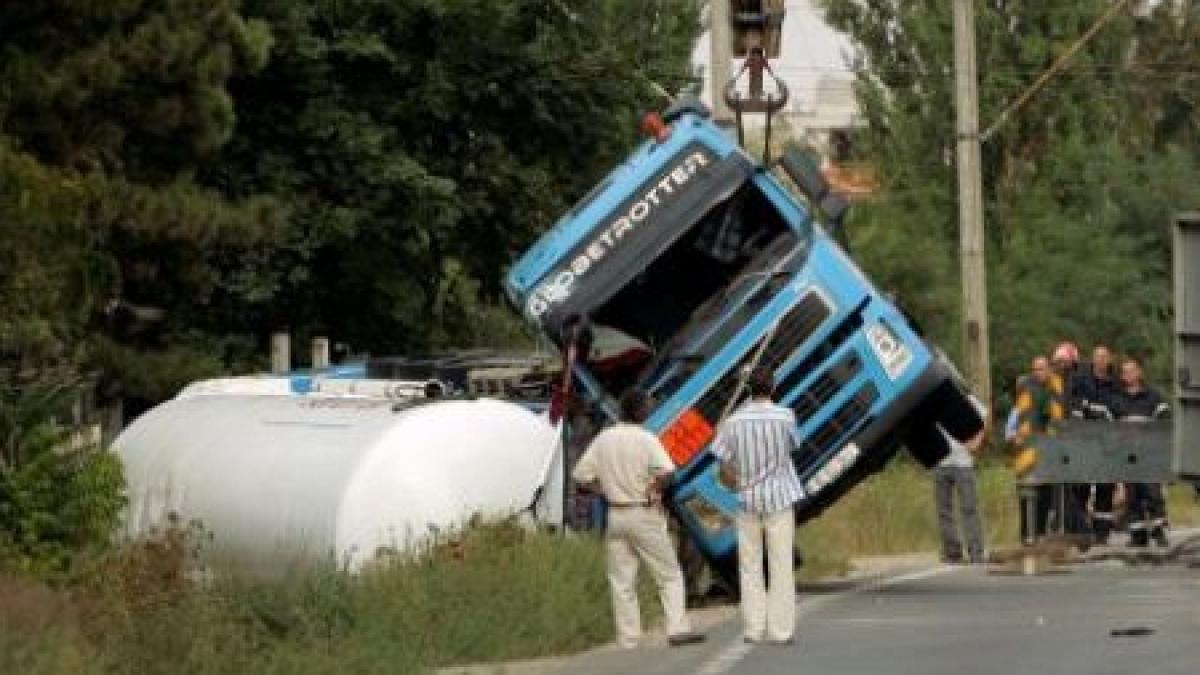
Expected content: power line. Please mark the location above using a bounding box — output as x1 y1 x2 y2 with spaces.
981 0 1135 142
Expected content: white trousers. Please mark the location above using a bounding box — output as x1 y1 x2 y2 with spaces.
736 507 796 642
605 507 691 648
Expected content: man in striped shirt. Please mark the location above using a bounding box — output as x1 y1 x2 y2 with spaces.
711 365 805 646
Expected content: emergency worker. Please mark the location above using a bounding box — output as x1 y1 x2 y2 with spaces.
1070 344 1117 414
1011 356 1066 539
1050 341 1090 538
1109 357 1170 548
1070 344 1119 543
1051 342 1082 383
572 389 705 649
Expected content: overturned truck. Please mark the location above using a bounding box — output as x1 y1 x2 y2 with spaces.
504 100 985 579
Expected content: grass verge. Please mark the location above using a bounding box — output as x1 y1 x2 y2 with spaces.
5 472 1194 672
797 458 1200 579
1 523 615 675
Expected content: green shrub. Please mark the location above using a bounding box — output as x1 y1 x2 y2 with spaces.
0 383 126 579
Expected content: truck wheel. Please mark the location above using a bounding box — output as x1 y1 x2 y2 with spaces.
929 380 985 442
903 419 952 468
710 551 740 594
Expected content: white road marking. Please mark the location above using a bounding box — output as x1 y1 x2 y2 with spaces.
1123 594 1180 602
826 617 936 625
695 565 958 675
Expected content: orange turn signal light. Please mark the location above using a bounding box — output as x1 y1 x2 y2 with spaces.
641 112 671 143
660 409 714 467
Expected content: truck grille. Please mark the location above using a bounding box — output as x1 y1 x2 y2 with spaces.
794 382 879 470
693 292 831 423
758 292 833 367
791 352 863 428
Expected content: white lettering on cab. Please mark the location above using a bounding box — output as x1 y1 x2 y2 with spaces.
525 151 712 321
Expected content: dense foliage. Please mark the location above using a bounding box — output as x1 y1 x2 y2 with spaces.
0 0 700 573
1 0 700 401
0 382 125 577
821 0 1200 398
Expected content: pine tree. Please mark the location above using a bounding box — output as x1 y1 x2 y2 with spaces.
1 0 281 407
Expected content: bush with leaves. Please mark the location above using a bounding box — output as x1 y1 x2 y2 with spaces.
0 382 126 579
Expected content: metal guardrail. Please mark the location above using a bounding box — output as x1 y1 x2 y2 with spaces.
1023 419 1174 485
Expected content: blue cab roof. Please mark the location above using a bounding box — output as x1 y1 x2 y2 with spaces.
504 113 747 305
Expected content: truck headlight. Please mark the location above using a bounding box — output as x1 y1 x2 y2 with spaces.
866 321 912 381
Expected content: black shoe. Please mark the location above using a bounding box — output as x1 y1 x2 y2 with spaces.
1151 527 1169 548
940 554 966 565
1128 531 1149 548
668 632 706 647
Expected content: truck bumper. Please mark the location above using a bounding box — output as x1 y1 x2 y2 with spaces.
793 354 949 522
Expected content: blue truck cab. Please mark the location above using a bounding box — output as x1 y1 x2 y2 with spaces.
504 103 983 577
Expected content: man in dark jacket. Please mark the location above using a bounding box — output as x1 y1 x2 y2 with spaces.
1110 357 1171 548
1069 344 1119 543
1049 342 1093 539
1069 344 1117 414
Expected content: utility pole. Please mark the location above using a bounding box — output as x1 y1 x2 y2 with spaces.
710 1 733 125
952 0 992 404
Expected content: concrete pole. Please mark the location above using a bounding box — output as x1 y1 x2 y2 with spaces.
710 1 733 124
952 0 992 405
311 337 331 370
271 332 291 374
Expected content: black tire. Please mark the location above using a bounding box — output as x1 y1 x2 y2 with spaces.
710 551 740 593
929 379 985 442
903 418 952 468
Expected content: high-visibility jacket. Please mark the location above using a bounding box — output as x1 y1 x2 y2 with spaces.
1011 374 1065 475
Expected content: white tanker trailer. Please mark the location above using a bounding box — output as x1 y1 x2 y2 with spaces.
113 377 564 577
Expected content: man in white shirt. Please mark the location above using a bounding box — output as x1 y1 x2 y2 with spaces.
933 400 988 564
573 389 705 649
711 365 805 646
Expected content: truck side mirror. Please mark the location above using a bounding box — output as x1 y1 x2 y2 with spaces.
778 144 852 250
779 144 829 202
662 93 710 123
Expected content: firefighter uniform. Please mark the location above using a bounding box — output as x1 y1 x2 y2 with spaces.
1068 366 1119 543
1011 374 1066 540
1110 386 1170 548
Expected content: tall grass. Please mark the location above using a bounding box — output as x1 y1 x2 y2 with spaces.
0 523 615 675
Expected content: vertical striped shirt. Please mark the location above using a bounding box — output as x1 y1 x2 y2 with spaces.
710 399 806 514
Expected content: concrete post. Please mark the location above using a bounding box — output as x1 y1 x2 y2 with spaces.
271 332 291 374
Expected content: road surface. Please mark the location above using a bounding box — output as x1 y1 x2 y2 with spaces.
534 538 1200 675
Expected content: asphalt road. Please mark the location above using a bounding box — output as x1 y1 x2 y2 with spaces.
548 538 1200 675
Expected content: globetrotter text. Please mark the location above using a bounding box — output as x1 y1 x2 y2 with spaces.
525 150 712 321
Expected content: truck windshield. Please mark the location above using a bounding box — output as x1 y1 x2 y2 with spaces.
586 180 812 396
